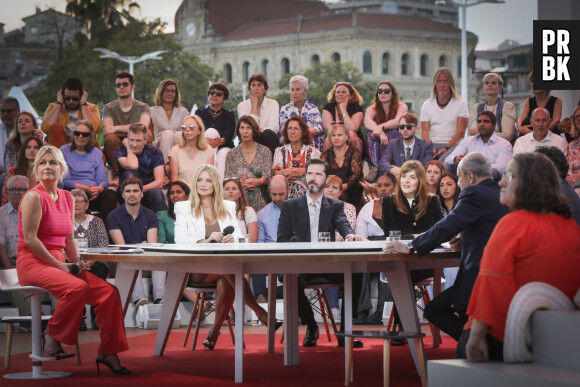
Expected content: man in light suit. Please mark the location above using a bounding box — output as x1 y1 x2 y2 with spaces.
384 152 509 341
378 113 433 175
278 158 363 347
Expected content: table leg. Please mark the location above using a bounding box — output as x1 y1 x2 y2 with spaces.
234 265 244 383
384 261 426 377
343 264 353 383
267 273 277 353
115 264 138 317
154 272 188 356
283 273 299 366
432 267 442 348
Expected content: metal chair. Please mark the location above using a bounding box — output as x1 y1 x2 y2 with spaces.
0 268 79 379
182 284 237 350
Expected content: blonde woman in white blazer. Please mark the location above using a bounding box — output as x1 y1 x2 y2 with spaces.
174 164 280 350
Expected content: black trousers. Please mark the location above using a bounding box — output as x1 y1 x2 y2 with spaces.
297 273 362 331
423 286 468 341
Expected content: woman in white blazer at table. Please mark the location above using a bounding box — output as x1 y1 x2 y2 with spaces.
174 164 278 350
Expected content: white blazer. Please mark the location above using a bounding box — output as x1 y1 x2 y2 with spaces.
174 200 241 244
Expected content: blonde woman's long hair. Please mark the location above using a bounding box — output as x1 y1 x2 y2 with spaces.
392 160 429 220
189 164 229 222
179 115 208 150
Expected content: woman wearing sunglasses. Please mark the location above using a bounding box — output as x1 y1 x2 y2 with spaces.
150 79 189 162
196 82 236 178
168 115 214 190
364 81 408 169
60 120 117 220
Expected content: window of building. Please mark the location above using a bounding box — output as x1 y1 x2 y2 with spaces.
261 59 269 79
281 58 290 74
382 53 390 74
224 63 232 83
363 51 372 74
311 54 320 66
332 52 341 63
242 62 250 82
457 57 462 77
439 55 447 68
420 55 428 76
401 53 409 75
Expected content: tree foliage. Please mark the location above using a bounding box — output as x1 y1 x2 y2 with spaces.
29 20 215 115
271 61 378 110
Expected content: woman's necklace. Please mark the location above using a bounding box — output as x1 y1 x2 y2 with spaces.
334 145 348 159
209 107 222 118
49 191 58 201
291 146 302 158
241 143 257 155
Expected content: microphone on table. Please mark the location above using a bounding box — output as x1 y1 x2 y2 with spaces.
69 264 81 274
210 225 236 243
289 233 299 243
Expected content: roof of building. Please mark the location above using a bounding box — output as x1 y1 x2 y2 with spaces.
220 11 462 42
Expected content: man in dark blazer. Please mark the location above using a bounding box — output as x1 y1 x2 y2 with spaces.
378 113 433 175
278 158 363 347
384 152 509 341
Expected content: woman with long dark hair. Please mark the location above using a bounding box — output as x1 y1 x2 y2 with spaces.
437 173 460 216
157 181 191 244
1 136 42 205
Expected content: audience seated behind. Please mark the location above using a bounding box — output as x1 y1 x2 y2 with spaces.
4 111 44 172
168 115 214 191
0 97 20 178
149 79 189 163
513 107 568 156
424 160 445 195
237 73 280 156
157 181 191 244
1 136 41 206
364 81 408 168
321 82 364 154
224 116 272 213
60 120 117 220
41 77 101 148
378 113 433 176
272 116 321 199
566 105 580 187
195 82 236 178
223 177 258 242
279 75 324 152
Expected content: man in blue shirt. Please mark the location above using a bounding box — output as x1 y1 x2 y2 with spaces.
107 177 165 309
114 123 166 212
253 175 289 301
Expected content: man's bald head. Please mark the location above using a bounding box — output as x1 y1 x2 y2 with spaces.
269 175 289 207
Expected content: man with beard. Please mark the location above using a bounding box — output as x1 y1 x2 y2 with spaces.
102 72 151 179
378 113 433 175
41 78 101 148
278 158 363 348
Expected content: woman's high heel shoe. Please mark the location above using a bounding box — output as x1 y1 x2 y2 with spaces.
96 356 131 375
43 332 75 360
203 330 220 350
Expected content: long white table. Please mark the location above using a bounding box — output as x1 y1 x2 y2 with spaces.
84 242 459 383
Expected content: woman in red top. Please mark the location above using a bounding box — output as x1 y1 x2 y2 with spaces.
459 152 580 362
17 146 130 374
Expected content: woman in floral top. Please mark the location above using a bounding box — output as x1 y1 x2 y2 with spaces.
279 75 324 151
272 116 321 198
224 116 272 212
566 105 580 187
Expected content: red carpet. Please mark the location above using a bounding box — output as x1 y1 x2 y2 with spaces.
1 331 457 386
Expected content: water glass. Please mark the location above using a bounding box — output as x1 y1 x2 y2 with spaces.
76 237 88 251
387 230 401 243
318 232 331 243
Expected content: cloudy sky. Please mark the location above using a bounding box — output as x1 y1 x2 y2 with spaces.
2 0 536 50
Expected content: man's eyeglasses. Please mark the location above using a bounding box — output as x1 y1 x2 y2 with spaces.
377 88 391 95
64 96 80 101
181 124 197 129
8 188 27 193
73 131 91 138
572 115 580 121
399 124 415 130
208 90 223 97
331 121 345 125
0 108 17 114
115 82 131 88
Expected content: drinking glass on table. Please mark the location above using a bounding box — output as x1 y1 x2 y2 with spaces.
318 232 331 243
387 230 401 243
76 236 88 252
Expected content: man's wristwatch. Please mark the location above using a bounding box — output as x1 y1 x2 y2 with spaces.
406 241 415 253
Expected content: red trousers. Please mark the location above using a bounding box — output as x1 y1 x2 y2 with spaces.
17 245 129 355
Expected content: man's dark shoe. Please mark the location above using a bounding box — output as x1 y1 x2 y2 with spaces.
337 337 363 348
303 326 319 347
365 312 383 325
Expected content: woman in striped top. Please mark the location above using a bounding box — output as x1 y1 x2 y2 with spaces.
16 146 130 375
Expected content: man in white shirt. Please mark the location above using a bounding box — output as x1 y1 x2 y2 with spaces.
513 108 568 156
0 97 20 176
445 110 513 180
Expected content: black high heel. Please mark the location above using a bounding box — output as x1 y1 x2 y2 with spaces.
203 330 220 350
96 356 131 375
43 332 75 360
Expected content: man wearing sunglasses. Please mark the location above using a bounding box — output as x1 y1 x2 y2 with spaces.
41 78 101 148
378 113 433 175
103 71 151 181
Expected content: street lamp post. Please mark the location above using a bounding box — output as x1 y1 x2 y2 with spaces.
94 48 167 97
441 0 505 104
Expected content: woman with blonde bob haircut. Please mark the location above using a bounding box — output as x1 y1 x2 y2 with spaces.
174 164 278 350
168 115 214 189
150 79 189 162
